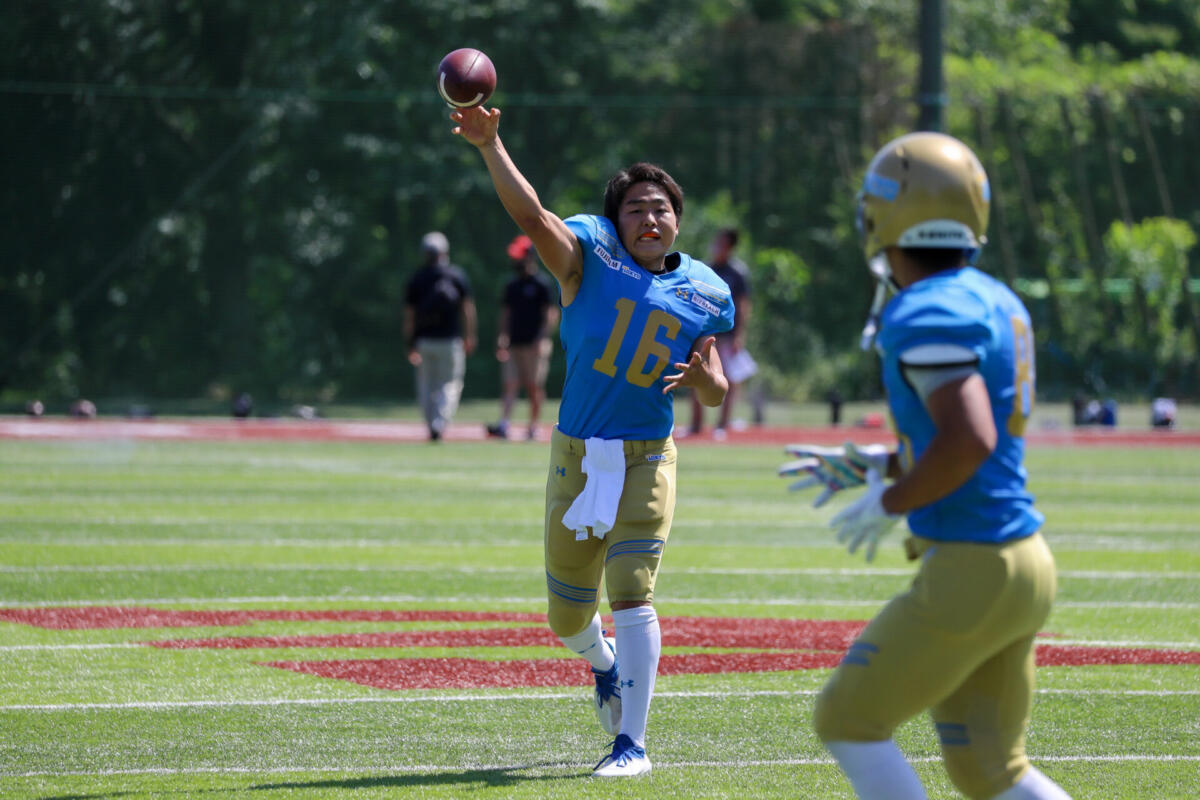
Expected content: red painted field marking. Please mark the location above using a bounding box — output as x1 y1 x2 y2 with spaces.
259 652 848 691
146 616 867 651
1035 645 1200 667
257 644 1200 691
7 607 1198 690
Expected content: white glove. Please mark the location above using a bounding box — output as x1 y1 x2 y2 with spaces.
779 442 891 508
829 468 902 562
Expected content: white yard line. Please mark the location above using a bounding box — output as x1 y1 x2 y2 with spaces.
4 687 1197 713
0 643 139 652
0 536 515 547
1055 600 1200 609
2 563 1197 580
0 594 530 607
1044 638 1200 648
5 753 1199 779
4 635 1198 654
0 564 537 574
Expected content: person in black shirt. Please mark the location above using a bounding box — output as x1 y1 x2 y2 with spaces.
689 227 753 438
404 231 477 441
487 235 558 440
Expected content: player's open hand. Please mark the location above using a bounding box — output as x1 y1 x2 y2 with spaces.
662 336 723 396
828 468 902 562
451 105 500 148
779 442 891 508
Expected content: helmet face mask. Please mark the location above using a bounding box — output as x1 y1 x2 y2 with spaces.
856 131 991 348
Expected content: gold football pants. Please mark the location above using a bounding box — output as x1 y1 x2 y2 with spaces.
543 428 676 637
814 533 1058 799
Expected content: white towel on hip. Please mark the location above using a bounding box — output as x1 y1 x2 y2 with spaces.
561 437 626 541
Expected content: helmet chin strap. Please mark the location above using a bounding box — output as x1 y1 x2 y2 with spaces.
859 253 899 351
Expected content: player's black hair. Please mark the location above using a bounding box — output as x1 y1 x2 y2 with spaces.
902 247 972 272
717 227 739 247
603 162 684 228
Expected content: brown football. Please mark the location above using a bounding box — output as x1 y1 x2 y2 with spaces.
436 48 496 108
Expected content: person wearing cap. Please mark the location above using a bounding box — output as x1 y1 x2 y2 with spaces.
404 231 477 441
487 234 558 441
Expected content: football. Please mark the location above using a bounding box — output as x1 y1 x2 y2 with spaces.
436 48 496 108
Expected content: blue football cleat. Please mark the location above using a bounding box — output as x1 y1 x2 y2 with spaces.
593 733 651 777
591 635 621 735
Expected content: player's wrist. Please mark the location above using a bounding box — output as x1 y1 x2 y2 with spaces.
879 484 904 515
699 374 729 406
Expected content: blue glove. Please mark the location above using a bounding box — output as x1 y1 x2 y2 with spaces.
779 442 891 508
828 468 902 562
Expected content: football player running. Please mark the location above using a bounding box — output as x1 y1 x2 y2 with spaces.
785 132 1072 800
451 104 735 777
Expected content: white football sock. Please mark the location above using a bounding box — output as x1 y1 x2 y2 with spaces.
825 740 927 799
992 767 1072 799
558 612 615 672
613 605 660 748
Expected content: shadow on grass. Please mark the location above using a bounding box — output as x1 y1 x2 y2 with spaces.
248 763 582 791
36 764 581 800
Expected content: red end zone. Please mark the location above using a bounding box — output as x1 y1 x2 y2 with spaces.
4 606 1197 691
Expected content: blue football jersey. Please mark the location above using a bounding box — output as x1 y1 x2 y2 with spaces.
877 267 1043 543
557 214 735 440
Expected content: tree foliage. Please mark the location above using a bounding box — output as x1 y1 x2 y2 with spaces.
2 0 1198 410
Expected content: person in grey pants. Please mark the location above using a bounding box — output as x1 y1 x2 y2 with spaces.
404 232 477 440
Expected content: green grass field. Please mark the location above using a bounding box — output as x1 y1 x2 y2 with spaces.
1 436 1198 799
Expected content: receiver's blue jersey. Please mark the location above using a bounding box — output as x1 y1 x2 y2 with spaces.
877 266 1043 543
557 214 735 440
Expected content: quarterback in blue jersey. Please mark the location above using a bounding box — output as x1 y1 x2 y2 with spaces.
781 133 1071 800
451 104 734 777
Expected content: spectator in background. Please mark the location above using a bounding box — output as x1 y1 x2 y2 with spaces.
69 399 97 419
231 392 253 419
487 234 558 441
690 227 752 439
1151 396 1177 429
404 231 477 441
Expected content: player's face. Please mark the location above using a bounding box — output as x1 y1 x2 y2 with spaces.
618 182 679 269
709 234 732 263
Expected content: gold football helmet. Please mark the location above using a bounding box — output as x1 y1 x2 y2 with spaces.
855 131 991 348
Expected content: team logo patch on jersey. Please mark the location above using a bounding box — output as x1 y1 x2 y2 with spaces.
690 293 721 316
620 265 641 280
593 224 623 254
687 279 731 306
593 243 622 271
